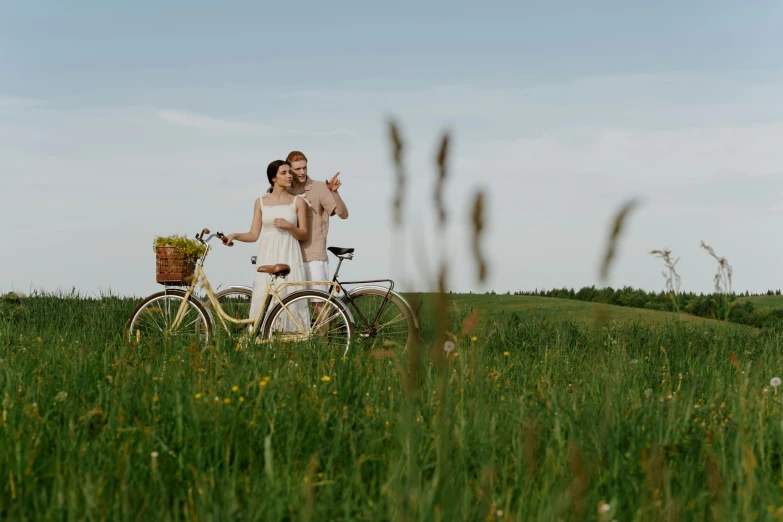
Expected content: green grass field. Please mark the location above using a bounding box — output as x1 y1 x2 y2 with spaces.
739 295 783 310
3 292 783 520
436 293 729 326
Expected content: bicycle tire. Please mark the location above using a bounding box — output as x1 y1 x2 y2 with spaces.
262 290 354 356
345 287 418 350
210 286 253 306
207 286 254 332
126 290 212 344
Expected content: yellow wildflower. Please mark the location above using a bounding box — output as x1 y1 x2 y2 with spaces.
321 375 331 383
471 336 478 342
152 395 159 404
259 381 267 388
503 351 510 357
194 393 202 399
239 396 245 403
231 385 239 392
223 398 231 405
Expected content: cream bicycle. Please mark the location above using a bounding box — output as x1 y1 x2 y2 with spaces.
208 247 419 350
126 228 355 354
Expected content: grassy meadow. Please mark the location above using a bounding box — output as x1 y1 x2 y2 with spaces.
739 295 783 311
439 293 728 326
3 292 783 520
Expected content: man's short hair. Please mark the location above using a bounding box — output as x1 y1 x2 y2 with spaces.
286 151 308 163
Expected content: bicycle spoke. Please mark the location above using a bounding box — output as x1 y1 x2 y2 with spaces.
375 312 407 329
180 313 202 330
312 310 342 331
128 294 209 344
262 292 352 355
141 307 166 332
348 290 415 349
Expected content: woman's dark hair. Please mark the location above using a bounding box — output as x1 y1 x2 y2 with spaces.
266 160 290 193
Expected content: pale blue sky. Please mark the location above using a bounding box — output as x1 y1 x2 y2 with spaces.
2 1 783 296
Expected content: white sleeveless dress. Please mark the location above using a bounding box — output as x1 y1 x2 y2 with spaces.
249 194 309 332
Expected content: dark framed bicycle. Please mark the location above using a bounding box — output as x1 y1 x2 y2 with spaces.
208 246 419 350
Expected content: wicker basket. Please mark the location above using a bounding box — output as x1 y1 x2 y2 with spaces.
155 246 196 285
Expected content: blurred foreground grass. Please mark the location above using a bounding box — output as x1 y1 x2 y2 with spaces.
2 293 783 521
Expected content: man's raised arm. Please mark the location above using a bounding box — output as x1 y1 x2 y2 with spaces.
326 172 349 219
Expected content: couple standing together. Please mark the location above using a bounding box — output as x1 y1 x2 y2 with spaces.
223 151 349 323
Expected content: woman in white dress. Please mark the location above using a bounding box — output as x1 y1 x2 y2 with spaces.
223 160 309 332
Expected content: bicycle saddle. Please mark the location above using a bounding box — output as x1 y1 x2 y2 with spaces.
257 264 291 278
327 247 355 257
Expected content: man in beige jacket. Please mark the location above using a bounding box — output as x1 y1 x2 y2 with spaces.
286 150 349 291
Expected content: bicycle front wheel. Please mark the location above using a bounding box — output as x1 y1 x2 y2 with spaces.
262 290 354 356
126 290 212 344
346 288 417 350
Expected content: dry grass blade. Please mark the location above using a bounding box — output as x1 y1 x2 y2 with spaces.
434 133 450 227
594 199 638 327
432 266 448 369
471 192 488 283
301 453 319 521
700 241 733 294
700 240 733 320
729 351 740 372
388 120 406 227
523 420 539 477
650 248 682 313
568 443 589 519
460 309 480 337
599 199 639 283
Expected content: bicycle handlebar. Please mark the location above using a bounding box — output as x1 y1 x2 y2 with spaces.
217 231 233 246
195 228 232 246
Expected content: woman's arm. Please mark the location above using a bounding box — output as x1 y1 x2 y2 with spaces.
273 197 308 241
291 197 308 241
224 199 262 245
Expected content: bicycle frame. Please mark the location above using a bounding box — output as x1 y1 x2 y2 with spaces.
226 251 419 330
167 238 340 341
329 254 419 328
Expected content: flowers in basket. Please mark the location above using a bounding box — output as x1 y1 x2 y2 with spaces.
152 234 206 260
153 235 206 284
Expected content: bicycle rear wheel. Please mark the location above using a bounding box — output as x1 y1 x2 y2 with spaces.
126 290 212 344
346 288 417 350
262 290 354 356
207 286 253 333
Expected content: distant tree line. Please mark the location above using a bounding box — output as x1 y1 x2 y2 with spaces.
491 286 783 331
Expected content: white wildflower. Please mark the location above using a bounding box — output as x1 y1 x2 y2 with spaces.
771 377 782 387
444 341 455 353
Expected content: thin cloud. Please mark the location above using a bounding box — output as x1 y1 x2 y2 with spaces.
0 95 48 107
158 109 269 133
314 127 357 137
